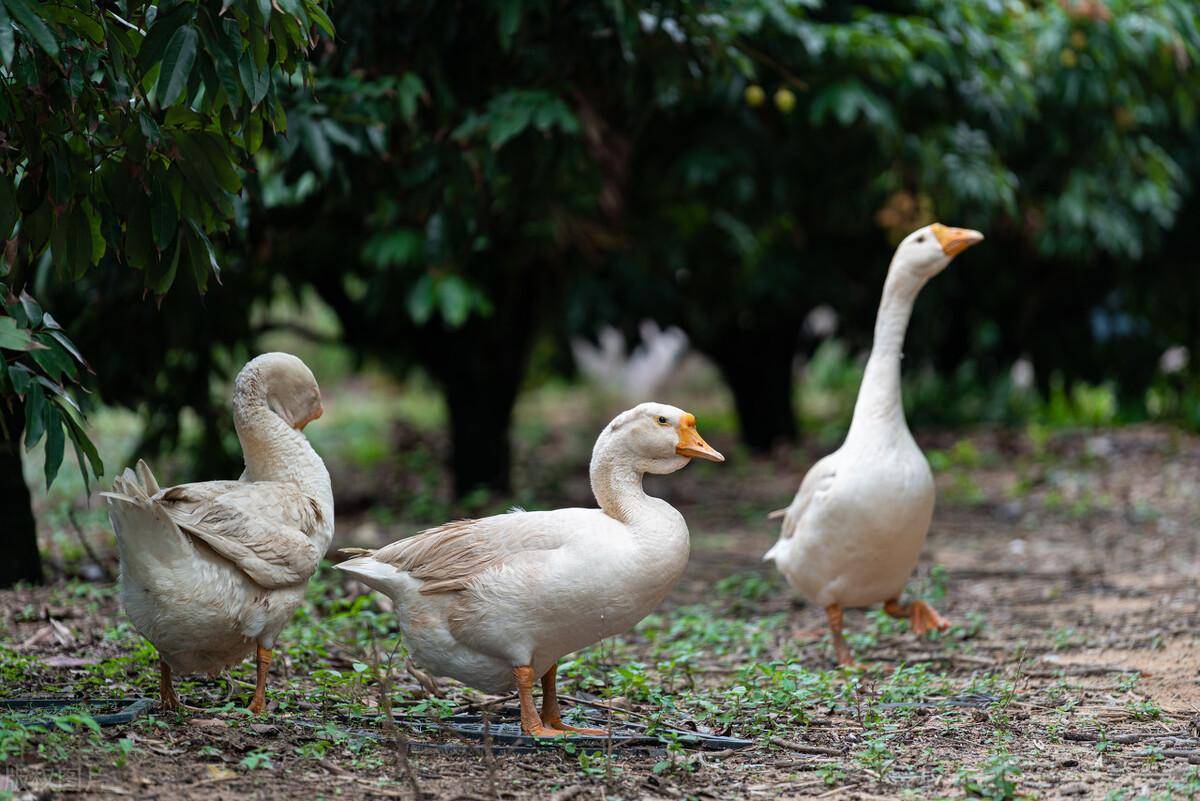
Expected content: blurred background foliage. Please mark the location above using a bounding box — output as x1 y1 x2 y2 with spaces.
3 0 1200 585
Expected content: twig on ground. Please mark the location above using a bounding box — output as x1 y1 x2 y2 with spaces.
1064 729 1191 744
768 736 844 757
318 759 351 776
549 786 586 801
481 707 499 800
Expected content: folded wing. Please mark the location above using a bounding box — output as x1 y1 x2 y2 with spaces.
155 480 325 589
362 512 574 595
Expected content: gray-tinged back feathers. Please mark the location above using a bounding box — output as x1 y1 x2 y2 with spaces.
105 459 324 590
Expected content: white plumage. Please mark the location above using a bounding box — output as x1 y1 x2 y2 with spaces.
105 352 334 711
336 402 723 736
764 223 983 665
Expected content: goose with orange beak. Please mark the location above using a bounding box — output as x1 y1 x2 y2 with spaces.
337 403 722 736
764 223 984 665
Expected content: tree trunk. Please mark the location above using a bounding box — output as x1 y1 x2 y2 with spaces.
440 364 524 497
417 295 538 498
706 335 799 452
0 401 44 587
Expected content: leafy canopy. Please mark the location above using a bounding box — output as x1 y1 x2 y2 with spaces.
0 0 331 487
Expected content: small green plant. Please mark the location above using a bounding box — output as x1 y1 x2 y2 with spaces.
1126 698 1162 721
959 751 1021 800
819 763 846 787
109 737 135 768
239 749 276 771
855 733 897 781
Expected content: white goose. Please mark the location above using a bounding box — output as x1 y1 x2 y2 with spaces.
104 353 333 712
336 403 723 736
764 224 983 665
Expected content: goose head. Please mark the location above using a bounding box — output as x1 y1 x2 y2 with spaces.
235 352 324 431
890 223 984 281
594 402 724 476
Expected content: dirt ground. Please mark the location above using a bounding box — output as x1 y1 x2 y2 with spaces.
4 424 1200 800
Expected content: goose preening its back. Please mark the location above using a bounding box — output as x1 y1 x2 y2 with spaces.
764 223 984 665
336 403 724 737
105 353 334 712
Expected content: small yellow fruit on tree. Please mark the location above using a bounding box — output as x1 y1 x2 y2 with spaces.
1060 48 1078 68
774 87 796 113
745 85 766 107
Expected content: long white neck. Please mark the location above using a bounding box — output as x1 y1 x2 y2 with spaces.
233 388 332 511
588 439 674 528
847 266 925 438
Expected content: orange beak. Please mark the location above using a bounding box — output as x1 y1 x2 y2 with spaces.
930 223 984 257
675 413 724 463
294 403 324 431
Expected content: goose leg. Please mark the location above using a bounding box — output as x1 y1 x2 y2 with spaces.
884 598 950 635
158 659 182 711
513 666 563 737
247 645 272 714
824 604 856 666
540 664 608 736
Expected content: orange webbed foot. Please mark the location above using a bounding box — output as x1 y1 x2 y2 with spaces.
909 600 950 635
885 598 950 636
526 724 569 738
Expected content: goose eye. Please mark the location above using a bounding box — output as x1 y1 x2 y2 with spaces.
915 235 926 243
657 416 669 425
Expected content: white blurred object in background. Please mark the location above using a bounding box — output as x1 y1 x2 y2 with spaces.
572 320 689 402
804 304 839 339
1160 345 1189 375
1010 356 1035 391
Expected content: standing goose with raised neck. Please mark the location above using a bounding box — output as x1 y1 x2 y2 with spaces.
105 353 333 713
336 402 723 737
764 223 983 665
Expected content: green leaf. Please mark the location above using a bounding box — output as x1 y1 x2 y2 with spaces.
84 200 105 269
42 404 63 488
406 275 435 325
67 415 103 479
437 276 473 327
68 435 90 493
148 235 181 294
149 170 177 251
195 134 242 194
47 330 89 370
154 25 198 108
187 219 221 284
2 0 59 60
7 362 31 393
244 114 264 155
0 176 17 240
17 291 41 326
238 50 269 106
0 314 36 347
29 333 75 380
136 2 195 77
0 2 14 69
23 383 45 448
303 0 334 38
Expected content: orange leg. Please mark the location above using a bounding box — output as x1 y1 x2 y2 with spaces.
514 666 563 737
247 645 272 714
824 604 857 666
159 659 182 711
884 598 950 635
540 664 608 737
